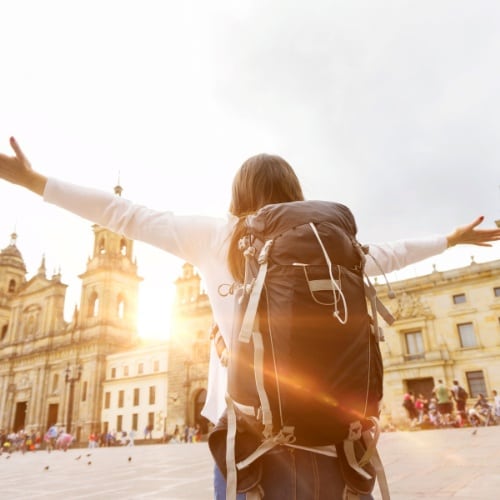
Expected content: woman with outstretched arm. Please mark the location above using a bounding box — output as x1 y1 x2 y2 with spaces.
1 136 499 499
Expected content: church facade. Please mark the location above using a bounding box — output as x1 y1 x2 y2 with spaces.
0 206 142 441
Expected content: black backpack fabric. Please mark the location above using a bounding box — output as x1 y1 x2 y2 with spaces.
458 386 469 401
229 200 384 445
210 200 392 499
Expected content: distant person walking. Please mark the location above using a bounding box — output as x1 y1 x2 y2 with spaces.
451 380 468 426
433 379 453 424
492 390 500 421
402 392 418 427
128 429 136 446
45 424 58 453
144 424 153 440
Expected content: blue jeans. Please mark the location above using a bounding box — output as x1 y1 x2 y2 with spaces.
214 463 245 500
214 447 374 499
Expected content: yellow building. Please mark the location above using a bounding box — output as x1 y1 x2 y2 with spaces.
0 187 142 441
376 258 500 425
166 263 211 435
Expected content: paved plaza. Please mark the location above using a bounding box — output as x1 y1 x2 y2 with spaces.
1 425 499 499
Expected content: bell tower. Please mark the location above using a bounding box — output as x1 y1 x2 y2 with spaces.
0 232 27 342
77 184 142 348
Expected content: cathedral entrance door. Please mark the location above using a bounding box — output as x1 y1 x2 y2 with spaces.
13 401 27 432
47 403 59 429
406 377 434 400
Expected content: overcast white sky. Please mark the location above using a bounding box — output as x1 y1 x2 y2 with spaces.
0 1 499 338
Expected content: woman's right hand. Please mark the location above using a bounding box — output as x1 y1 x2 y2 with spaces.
446 216 500 248
0 137 47 195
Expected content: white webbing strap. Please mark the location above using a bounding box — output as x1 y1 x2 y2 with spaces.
236 427 296 470
245 487 263 500
308 222 348 324
225 394 238 500
343 440 373 481
252 331 273 436
307 278 341 293
342 418 390 500
343 420 373 482
239 261 268 343
362 419 390 500
342 489 361 500
364 279 395 326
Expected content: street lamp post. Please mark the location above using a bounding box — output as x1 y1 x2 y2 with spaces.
65 364 82 434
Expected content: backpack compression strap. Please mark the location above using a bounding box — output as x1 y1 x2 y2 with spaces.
239 239 273 343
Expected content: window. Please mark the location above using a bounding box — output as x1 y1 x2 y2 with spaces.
494 287 500 298
452 293 466 304
153 360 160 372
117 294 125 319
81 381 88 402
149 386 156 405
116 415 123 432
111 367 116 379
457 322 477 348
466 371 487 398
98 238 106 254
0 324 7 341
104 392 111 409
118 390 125 408
138 363 144 375
88 292 99 317
133 388 140 406
120 238 127 256
52 374 59 393
123 366 129 377
132 413 138 431
404 331 424 360
148 412 155 428
8 279 16 293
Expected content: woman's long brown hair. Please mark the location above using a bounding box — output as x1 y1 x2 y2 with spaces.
228 154 304 282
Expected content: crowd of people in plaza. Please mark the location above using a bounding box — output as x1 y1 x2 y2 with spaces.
0 422 207 456
0 425 75 454
402 379 500 429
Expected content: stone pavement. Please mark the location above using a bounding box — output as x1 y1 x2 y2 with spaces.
0 425 499 499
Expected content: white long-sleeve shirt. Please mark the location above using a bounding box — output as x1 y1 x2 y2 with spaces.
43 178 447 423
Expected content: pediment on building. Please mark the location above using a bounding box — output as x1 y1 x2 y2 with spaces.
18 275 55 295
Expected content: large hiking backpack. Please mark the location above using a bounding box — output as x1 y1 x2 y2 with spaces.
211 200 392 499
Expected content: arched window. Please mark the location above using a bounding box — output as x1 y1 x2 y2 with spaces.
120 238 127 256
8 279 16 293
1 324 8 341
98 238 106 255
117 294 125 319
88 292 99 317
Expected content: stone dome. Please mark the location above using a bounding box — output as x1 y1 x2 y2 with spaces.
0 233 27 272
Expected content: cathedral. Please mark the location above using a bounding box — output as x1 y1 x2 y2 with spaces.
0 193 212 441
0 199 143 441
